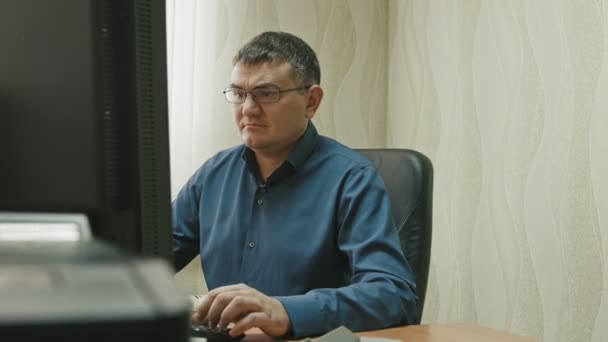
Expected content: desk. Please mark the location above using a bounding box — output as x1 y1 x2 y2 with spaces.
357 323 537 341
244 323 537 342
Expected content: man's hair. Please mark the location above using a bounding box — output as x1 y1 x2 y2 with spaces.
233 31 321 85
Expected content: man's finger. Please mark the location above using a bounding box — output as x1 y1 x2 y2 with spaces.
195 284 249 323
206 289 255 327
230 312 268 336
217 295 263 328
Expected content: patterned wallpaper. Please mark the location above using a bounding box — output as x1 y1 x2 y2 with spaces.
388 1 608 341
170 1 608 341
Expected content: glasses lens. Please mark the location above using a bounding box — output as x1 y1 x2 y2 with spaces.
252 87 279 103
225 89 246 103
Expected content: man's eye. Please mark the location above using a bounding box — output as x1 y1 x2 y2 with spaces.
233 91 246 99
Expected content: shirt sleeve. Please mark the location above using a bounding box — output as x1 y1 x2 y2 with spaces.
172 168 203 272
276 165 419 337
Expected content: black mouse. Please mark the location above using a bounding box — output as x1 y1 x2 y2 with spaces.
189 324 246 342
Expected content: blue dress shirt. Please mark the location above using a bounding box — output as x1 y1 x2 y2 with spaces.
172 122 419 337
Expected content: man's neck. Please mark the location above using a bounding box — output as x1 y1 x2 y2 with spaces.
254 148 290 182
251 123 309 181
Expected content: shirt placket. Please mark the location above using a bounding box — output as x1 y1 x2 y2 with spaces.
240 182 267 285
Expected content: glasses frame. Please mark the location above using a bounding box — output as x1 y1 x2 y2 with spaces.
222 84 312 104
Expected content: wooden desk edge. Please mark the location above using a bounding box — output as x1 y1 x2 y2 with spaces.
244 323 540 342
357 323 540 342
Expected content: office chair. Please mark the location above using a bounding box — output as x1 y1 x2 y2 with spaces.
355 148 433 322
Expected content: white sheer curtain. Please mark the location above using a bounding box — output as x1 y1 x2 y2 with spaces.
166 0 221 293
166 0 219 199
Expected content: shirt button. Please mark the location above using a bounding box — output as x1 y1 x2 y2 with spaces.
257 199 263 205
248 241 255 248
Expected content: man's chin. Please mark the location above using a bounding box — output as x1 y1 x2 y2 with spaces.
241 135 266 150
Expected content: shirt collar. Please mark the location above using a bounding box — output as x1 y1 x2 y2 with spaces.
285 120 319 171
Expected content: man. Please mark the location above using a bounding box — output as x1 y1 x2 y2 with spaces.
172 31 418 338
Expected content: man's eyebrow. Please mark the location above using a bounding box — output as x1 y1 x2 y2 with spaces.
252 83 278 89
228 82 278 89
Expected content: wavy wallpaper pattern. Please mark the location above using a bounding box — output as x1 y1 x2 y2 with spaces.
170 1 608 341
389 1 608 341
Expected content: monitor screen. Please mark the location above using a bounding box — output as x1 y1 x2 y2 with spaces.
0 0 173 264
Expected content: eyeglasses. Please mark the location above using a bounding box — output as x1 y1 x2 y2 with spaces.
223 85 312 104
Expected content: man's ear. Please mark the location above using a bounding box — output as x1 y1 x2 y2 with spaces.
305 85 323 119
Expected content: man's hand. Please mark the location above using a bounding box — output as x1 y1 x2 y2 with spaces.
191 284 291 338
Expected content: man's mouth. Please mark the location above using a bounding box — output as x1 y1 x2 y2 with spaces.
243 122 265 128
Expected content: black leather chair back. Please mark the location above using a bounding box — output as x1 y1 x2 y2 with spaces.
355 148 433 322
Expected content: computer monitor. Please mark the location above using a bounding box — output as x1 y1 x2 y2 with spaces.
0 0 173 264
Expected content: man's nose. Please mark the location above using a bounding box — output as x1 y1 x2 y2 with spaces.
241 94 260 115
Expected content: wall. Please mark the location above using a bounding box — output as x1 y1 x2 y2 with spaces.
387 1 608 341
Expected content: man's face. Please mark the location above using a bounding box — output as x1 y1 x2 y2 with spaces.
229 60 314 156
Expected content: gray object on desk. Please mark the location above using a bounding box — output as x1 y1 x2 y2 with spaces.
314 326 402 342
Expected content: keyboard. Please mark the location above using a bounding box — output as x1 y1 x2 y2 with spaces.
189 324 246 342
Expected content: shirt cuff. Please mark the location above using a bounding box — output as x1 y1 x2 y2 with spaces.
275 294 327 338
